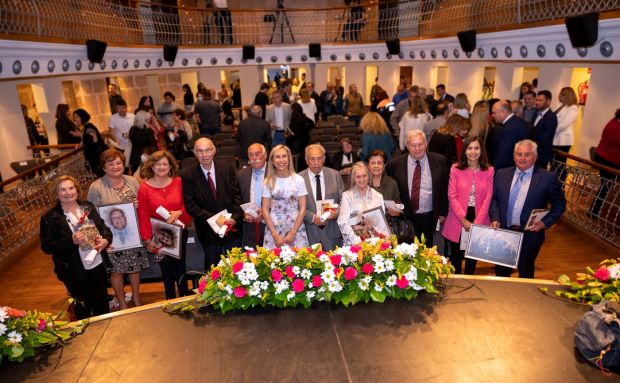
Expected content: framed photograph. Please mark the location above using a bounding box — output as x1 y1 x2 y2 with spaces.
149 218 183 259
465 224 523 269
97 202 142 251
349 206 390 239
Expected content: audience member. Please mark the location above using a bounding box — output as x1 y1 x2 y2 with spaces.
266 92 292 147
55 104 82 145
398 96 431 151
491 101 529 169
531 90 558 169
359 111 396 161
194 89 224 135
236 105 271 161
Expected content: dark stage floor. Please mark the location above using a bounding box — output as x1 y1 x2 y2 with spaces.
1 277 609 382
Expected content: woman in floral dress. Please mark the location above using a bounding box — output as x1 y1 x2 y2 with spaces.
262 145 309 248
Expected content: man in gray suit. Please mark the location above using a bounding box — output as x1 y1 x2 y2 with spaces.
299 144 344 251
265 92 291 147
237 143 267 248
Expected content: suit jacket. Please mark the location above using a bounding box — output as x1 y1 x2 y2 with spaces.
265 103 292 139
237 165 266 248
386 151 449 223
489 166 566 246
299 167 344 251
493 115 530 170
332 151 359 171
182 159 243 245
235 116 272 159
531 110 558 168
439 93 455 103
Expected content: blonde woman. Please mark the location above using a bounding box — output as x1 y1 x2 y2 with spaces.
398 96 430 151
262 145 309 248
452 93 470 118
553 87 579 155
359 111 396 161
297 88 317 122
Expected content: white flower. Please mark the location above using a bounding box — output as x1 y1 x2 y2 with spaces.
410 281 425 291
441 256 449 265
372 254 384 263
318 287 326 293
280 246 296 263
292 266 301 275
374 261 386 273
358 280 369 291
426 260 431 268
249 284 261 297
321 270 335 282
386 275 397 287
323 263 335 273
0 323 7 336
384 259 395 271
306 291 316 300
224 285 233 295
300 269 313 280
337 248 356 264
270 258 281 267
361 275 372 284
0 307 7 323
319 254 330 263
373 283 383 292
217 260 226 268
328 280 343 293
364 237 380 245
217 281 225 290
394 243 418 257
7 331 22 344
608 264 620 280
260 281 270 290
287 291 296 300
275 280 290 294
404 266 418 282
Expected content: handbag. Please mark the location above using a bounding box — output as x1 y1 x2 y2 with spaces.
386 214 415 244
575 300 620 374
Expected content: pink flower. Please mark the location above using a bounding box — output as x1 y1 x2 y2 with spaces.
37 318 46 332
233 286 247 298
273 248 282 257
198 278 207 293
396 276 409 289
312 275 322 287
285 265 296 279
292 279 305 293
316 250 327 258
594 267 610 282
210 269 221 281
362 263 374 275
271 269 283 282
244 250 256 257
232 262 244 274
350 244 362 253
380 241 391 251
330 255 342 266
344 267 358 281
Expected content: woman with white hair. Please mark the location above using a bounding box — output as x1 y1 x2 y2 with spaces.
129 110 157 173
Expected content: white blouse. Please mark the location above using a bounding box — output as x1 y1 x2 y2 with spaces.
337 186 385 245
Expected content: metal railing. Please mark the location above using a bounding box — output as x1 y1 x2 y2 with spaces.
0 149 97 262
552 150 620 248
0 0 618 46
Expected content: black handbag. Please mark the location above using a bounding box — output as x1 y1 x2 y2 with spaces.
386 214 415 244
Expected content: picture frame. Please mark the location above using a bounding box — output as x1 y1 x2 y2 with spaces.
149 218 183 259
97 202 142 251
348 206 390 239
465 224 523 269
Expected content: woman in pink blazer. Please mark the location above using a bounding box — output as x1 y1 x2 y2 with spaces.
442 136 494 274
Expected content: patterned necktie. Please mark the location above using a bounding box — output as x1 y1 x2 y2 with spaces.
410 160 421 213
507 171 526 225
315 174 322 201
207 171 217 201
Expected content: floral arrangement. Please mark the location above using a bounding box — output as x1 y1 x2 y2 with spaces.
165 237 454 314
0 302 87 363
551 258 620 304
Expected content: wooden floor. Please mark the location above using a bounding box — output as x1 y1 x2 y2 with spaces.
0 220 618 316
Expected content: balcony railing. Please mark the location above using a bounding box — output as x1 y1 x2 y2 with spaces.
0 0 619 47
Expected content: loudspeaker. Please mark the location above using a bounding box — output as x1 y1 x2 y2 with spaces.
309 43 321 58
86 39 107 63
242 45 255 60
385 38 400 55
565 12 599 48
163 45 178 62
457 30 476 53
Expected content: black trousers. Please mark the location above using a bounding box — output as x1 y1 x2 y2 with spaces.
495 230 543 279
158 229 188 300
411 211 436 247
215 10 233 44
447 206 477 275
63 263 110 320
202 237 241 271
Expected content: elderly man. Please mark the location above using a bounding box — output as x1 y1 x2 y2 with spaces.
387 130 448 246
235 105 272 161
108 208 129 246
182 137 242 270
490 139 566 278
265 92 292 147
299 144 344 250
237 143 268 248
491 100 529 169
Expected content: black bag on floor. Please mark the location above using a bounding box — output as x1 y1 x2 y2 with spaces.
575 300 620 373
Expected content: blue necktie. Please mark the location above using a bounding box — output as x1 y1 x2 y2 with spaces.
507 171 527 226
253 169 263 206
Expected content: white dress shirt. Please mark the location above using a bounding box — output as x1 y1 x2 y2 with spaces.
407 154 433 214
108 112 135 150
508 166 534 226
307 168 326 204
200 162 217 188
249 166 266 207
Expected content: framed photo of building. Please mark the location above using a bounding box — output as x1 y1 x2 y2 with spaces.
149 218 183 259
465 224 523 269
97 202 142 251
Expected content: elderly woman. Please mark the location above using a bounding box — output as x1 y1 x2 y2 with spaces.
137 150 191 299
40 175 111 319
262 144 309 248
359 111 396 161
338 162 386 245
87 149 149 310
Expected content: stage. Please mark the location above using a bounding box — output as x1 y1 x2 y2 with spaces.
1 276 608 382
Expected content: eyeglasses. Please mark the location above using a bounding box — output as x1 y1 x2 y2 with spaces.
195 147 215 154
306 156 325 162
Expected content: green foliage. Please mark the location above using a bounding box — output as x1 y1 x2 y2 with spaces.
553 258 620 305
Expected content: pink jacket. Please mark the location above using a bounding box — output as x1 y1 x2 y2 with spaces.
442 165 494 243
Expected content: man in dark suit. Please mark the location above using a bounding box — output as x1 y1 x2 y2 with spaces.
237 143 267 248
182 137 242 270
299 144 344 251
435 84 454 103
490 139 566 278
491 100 530 169
253 83 271 119
387 130 448 246
235 105 272 161
530 90 558 169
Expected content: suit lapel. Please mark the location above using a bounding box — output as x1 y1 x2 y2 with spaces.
302 170 317 213
195 165 215 204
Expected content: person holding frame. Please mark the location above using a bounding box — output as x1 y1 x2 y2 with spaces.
441 136 494 274
88 149 149 310
338 162 386 245
138 150 191 299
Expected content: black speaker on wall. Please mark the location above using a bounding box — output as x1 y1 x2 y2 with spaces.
86 39 107 63
457 30 476 53
163 45 178 62
386 38 400 55
309 43 321 58
242 45 255 60
565 12 599 48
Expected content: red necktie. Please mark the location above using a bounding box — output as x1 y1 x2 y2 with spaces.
410 160 421 213
207 171 217 201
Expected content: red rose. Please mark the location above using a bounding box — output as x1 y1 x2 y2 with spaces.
344 267 358 281
396 276 409 289
198 279 207 293
380 241 390 251
292 278 305 293
211 269 221 281
334 267 342 277
330 255 342 266
233 286 247 298
273 248 282 257
312 275 322 287
594 267 610 282
271 269 283 282
350 245 362 253
362 263 374 275
232 262 244 274
285 265 296 279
